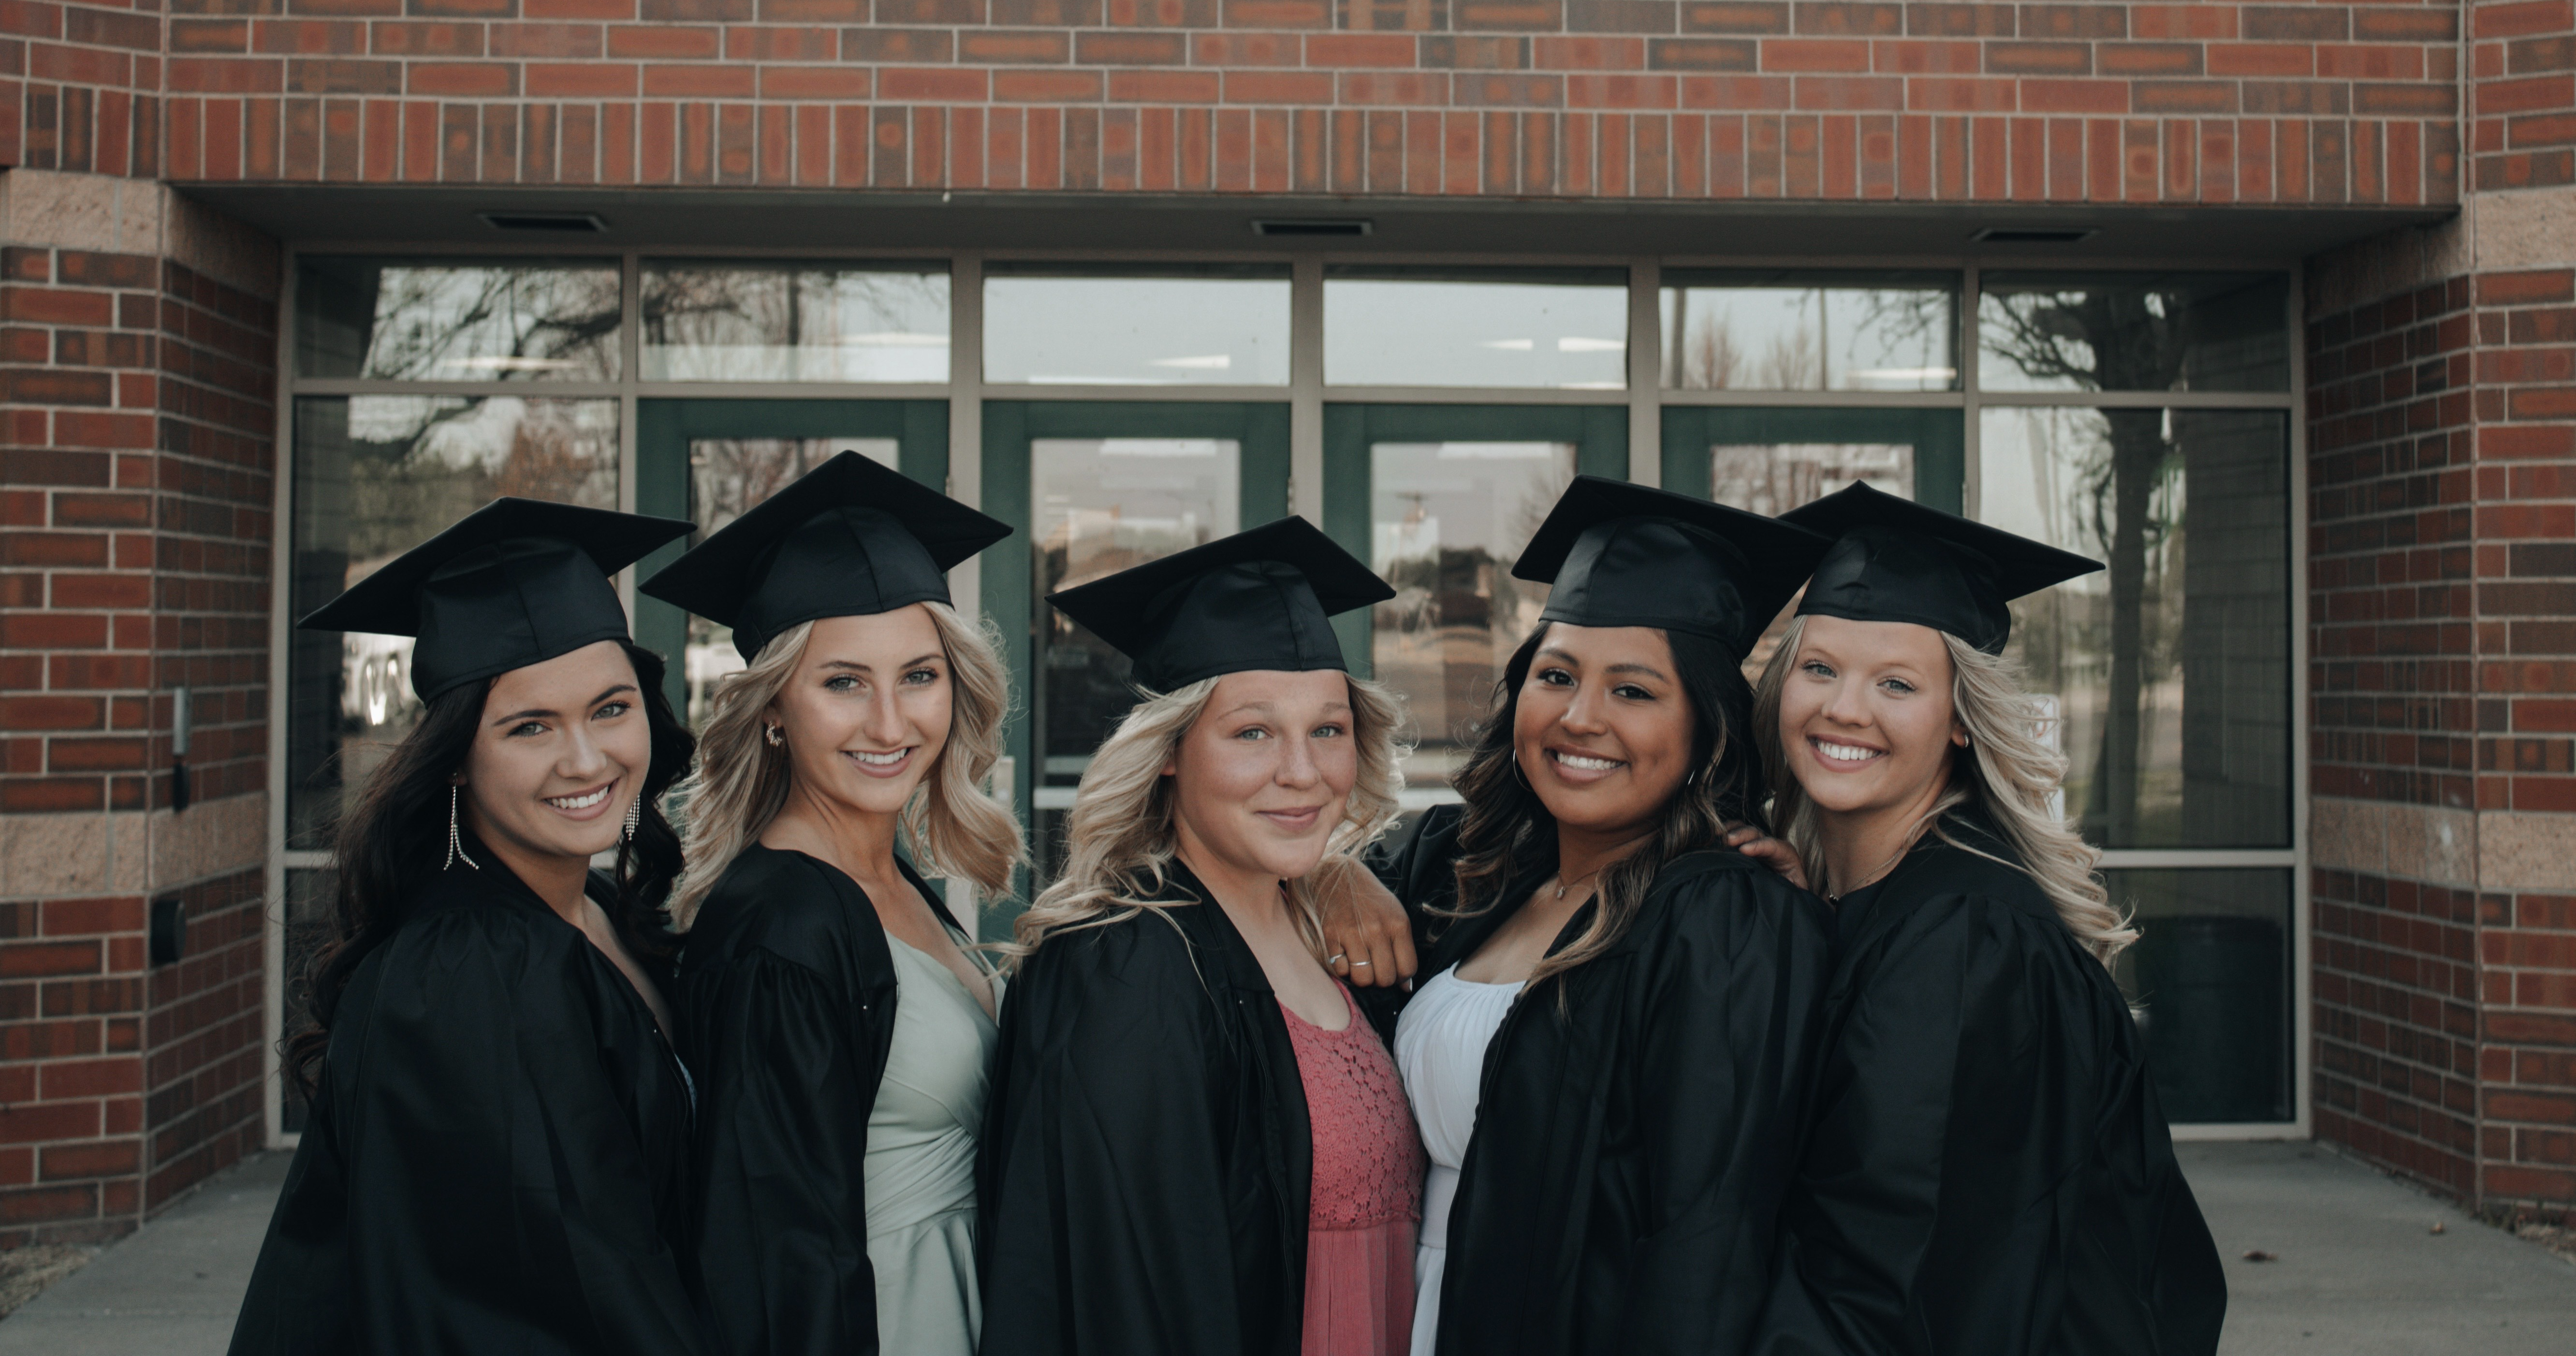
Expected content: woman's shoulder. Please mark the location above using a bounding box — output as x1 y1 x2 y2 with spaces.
1906 813 2061 928
689 844 882 964
1638 847 1830 939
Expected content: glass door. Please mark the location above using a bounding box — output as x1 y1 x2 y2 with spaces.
1322 405 1627 813
633 398 950 719
982 401 1292 922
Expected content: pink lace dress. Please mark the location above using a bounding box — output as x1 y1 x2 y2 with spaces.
1282 982 1425 1356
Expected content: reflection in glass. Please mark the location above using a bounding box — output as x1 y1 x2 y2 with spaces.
1661 272 1957 391
286 396 620 848
1371 443 1575 797
1030 438 1242 873
1324 267 1628 389
985 267 1289 385
280 866 336 1133
2109 868 2294 1123
295 257 621 382
1712 443 1914 673
677 438 901 723
1978 272 2289 393
1981 408 2289 849
641 262 949 383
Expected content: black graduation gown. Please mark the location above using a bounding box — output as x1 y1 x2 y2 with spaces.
1750 810 2228 1356
976 862 1314 1356
1363 805 1835 1356
229 841 704 1356
673 843 979 1356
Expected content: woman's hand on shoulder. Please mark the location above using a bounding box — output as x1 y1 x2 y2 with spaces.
1722 823 1810 893
1310 856 1416 989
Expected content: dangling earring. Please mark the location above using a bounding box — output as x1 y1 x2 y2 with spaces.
622 793 642 843
764 724 784 748
1511 754 1534 792
445 785 479 871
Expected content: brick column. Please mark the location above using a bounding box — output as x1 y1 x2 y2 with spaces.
0 167 278 1243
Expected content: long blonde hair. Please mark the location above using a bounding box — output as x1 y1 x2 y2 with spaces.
669 602 1023 931
1753 615 2136 967
1003 672 1407 965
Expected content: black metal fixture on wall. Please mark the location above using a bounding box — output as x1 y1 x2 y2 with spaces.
150 894 188 967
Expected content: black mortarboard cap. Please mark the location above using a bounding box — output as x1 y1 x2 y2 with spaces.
297 498 691 701
1048 516 1394 693
1782 481 2105 654
1511 475 1832 660
639 452 1011 662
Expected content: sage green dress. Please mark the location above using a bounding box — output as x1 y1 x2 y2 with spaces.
865 937 1002 1356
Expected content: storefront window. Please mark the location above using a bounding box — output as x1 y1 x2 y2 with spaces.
1977 271 2289 394
641 262 949 383
1324 267 1629 389
284 395 620 849
295 257 620 382
1661 270 1957 391
1980 407 2292 850
985 265 1290 385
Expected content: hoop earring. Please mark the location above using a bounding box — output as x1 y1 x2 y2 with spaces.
445 785 480 871
622 793 642 843
1511 753 1533 793
764 724 784 748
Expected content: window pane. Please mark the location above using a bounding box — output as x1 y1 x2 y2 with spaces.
1372 442 1575 796
2110 868 2295 1123
640 262 949 383
295 257 620 382
1661 270 1957 391
1981 408 2291 849
1712 443 1914 672
1977 271 2289 393
287 396 620 848
279 866 336 1134
677 438 901 724
1325 267 1628 389
985 266 1289 385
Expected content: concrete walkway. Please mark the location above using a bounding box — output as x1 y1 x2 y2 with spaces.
0 1140 2567 1353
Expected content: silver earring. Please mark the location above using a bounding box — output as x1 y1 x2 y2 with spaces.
445 785 479 871
622 794 642 843
765 724 784 748
1511 755 1533 792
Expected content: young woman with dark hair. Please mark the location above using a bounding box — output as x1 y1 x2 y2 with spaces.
230 500 710 1356
1332 477 1839 1356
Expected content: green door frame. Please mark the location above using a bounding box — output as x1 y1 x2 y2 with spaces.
632 398 950 712
981 400 1292 920
1658 406 1965 515
1319 403 1629 677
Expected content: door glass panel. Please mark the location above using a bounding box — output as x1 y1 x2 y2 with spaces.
286 396 620 848
985 266 1290 386
1980 407 2291 849
1711 443 1914 672
1324 267 1629 389
640 262 950 383
678 438 901 723
295 257 621 382
1032 438 1242 870
1978 271 2290 393
1371 442 1575 799
2111 867 2295 1123
1660 270 1958 391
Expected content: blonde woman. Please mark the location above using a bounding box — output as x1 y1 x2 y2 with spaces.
1734 483 2226 1356
978 520 1422 1356
639 454 1021 1356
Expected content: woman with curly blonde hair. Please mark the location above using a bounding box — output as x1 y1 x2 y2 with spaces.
1736 482 2226 1356
639 454 1021 1356
978 520 1420 1356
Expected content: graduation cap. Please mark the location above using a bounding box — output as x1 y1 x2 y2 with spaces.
639 452 1011 662
1511 475 1832 660
297 498 692 702
1047 516 1393 693
1781 481 2105 654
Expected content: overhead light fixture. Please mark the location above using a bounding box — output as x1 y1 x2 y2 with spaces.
1251 218 1372 237
480 211 608 233
1973 227 2097 244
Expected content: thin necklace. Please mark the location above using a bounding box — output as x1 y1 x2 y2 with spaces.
1552 865 1608 901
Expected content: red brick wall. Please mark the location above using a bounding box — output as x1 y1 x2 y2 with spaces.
0 1 164 177
2472 0 2576 192
1 0 2468 203
0 192 278 1242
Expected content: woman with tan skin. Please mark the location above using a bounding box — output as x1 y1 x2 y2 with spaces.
233 501 706 1356
978 519 1420 1356
640 454 1022 1356
1731 483 2225 1356
1348 477 1835 1356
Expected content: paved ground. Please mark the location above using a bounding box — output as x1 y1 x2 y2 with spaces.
0 1139 2566 1353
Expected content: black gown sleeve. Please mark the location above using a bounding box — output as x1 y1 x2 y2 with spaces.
688 947 880 1356
1753 895 2113 1356
977 921 1246 1356
241 906 705 1356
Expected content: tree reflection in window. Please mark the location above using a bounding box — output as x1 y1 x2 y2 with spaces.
295 258 621 382
641 262 950 382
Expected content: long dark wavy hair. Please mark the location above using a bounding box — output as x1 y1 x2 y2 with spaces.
1444 621 1768 984
284 641 695 1097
